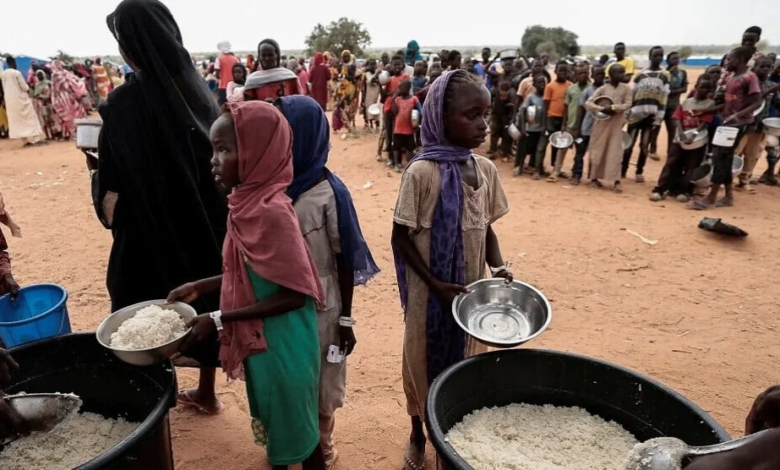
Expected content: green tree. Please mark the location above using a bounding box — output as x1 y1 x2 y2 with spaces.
51 50 75 64
521 25 579 58
678 46 693 59
305 18 372 57
756 40 770 52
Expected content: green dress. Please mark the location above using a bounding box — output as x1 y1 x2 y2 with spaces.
244 266 321 465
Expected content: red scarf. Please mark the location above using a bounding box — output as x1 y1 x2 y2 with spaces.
219 101 324 380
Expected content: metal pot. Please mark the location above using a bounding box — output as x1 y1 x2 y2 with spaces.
527 105 537 123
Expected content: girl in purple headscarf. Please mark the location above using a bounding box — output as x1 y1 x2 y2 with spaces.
391 69 512 469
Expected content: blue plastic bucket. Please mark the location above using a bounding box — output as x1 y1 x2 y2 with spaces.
0 284 71 348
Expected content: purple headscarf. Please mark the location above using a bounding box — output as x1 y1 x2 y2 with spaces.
393 69 472 385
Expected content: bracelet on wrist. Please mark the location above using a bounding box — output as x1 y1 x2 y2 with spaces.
338 317 356 327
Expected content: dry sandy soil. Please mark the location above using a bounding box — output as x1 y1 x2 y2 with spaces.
2 71 779 469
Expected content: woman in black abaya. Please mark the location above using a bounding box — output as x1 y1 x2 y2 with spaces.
90 0 226 413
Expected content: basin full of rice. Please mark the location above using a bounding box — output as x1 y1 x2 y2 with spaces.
109 304 187 350
445 403 639 470
0 412 138 470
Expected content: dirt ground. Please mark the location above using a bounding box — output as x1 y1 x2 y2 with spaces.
2 69 780 469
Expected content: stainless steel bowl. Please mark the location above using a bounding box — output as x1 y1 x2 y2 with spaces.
452 279 552 348
411 109 421 128
96 300 197 366
550 131 574 149
680 129 709 150
367 103 382 118
763 117 780 137
593 96 614 121
622 131 633 151
507 123 522 140
377 70 390 85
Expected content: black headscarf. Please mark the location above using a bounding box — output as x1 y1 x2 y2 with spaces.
258 38 281 69
96 0 226 314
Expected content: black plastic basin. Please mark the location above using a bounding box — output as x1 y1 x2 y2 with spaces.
1 333 176 469
426 349 730 470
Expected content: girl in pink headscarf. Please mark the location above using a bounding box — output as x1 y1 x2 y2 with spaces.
50 60 87 139
168 101 327 469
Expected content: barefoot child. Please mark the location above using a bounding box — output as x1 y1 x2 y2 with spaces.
391 80 422 172
169 101 326 470
391 69 512 470
689 47 762 210
585 63 633 193
650 76 717 202
555 64 590 183
514 74 546 176
571 64 606 185
540 61 570 181
278 95 380 469
737 56 780 191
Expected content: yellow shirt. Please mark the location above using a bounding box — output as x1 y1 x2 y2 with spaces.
607 57 635 76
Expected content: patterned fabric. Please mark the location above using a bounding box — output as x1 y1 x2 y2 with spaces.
628 69 670 124
392 69 472 385
50 60 87 137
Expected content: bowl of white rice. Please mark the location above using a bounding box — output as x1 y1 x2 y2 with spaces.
96 300 197 366
426 349 731 470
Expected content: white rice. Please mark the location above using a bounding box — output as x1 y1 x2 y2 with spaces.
0 412 138 470
445 403 639 470
110 304 186 350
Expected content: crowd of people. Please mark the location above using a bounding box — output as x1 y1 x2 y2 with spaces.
1 1 780 469
0 56 125 144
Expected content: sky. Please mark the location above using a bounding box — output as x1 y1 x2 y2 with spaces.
2 0 779 59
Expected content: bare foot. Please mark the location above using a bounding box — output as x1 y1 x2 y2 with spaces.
177 388 224 414
10 225 21 238
613 182 623 193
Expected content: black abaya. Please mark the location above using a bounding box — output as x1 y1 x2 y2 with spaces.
94 0 226 315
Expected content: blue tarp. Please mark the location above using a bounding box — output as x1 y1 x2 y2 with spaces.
0 55 49 78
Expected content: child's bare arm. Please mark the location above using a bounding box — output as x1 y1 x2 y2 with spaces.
392 222 467 304
485 226 512 282
0 212 21 238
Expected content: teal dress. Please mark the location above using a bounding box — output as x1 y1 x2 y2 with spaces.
243 266 321 465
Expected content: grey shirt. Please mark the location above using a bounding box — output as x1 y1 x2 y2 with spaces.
579 84 598 137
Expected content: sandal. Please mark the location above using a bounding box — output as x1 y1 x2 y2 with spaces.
325 448 340 470
613 183 623 193
715 198 733 208
687 200 710 211
588 180 604 189
403 441 426 470
177 389 224 415
547 174 558 183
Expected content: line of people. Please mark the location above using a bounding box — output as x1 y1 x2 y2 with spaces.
0 55 124 146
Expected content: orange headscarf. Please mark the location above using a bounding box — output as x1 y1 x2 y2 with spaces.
219 101 324 380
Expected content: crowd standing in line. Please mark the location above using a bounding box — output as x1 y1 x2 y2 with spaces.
2 3 780 469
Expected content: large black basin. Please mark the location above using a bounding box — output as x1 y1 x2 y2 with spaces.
426 349 730 470
2 333 176 469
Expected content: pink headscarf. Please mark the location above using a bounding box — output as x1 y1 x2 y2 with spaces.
219 101 324 380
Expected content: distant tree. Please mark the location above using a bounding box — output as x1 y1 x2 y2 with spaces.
521 25 579 58
756 40 770 52
51 50 75 63
678 46 693 59
305 18 372 57
536 41 560 61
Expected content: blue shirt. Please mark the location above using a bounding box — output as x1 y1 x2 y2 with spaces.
769 76 780 118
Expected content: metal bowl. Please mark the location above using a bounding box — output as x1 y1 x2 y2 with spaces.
691 162 712 189
763 117 780 137
680 129 709 150
593 96 614 121
507 123 521 141
527 105 537 123
452 279 551 348
622 131 633 151
377 70 390 85
367 103 382 118
96 300 197 366
411 109 421 128
550 131 574 149
732 155 744 175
